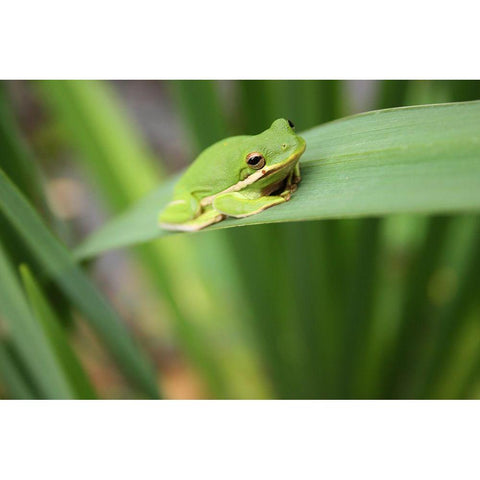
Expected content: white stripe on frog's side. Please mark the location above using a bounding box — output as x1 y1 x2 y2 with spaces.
199 169 264 207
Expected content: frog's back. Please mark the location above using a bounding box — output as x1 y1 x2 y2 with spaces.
175 135 250 197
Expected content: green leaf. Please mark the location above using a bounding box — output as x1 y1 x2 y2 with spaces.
0 242 74 398
76 100 480 259
19 265 97 399
0 83 46 205
170 80 230 151
0 340 35 399
0 169 160 398
0 82 56 272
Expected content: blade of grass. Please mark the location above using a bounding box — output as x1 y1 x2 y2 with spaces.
0 169 160 398
0 241 74 399
444 80 480 103
457 306 480 398
414 218 480 398
278 220 345 398
169 80 230 151
19 264 97 399
75 100 480 259
375 80 410 109
0 340 36 399
382 216 451 398
391 214 477 398
0 82 51 270
226 223 304 398
340 217 381 398
237 81 276 134
432 306 480 398
1 81 77 336
0 82 47 206
313 220 350 397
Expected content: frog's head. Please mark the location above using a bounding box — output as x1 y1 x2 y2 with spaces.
241 118 306 179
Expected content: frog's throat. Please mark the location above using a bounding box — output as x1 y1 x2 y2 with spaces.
199 146 305 208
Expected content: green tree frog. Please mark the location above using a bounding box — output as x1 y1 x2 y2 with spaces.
159 118 306 231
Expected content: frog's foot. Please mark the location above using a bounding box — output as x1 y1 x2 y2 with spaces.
279 168 300 201
213 192 287 218
159 194 201 224
159 206 224 232
280 189 293 201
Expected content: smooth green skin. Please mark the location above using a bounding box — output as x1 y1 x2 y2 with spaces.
159 119 307 231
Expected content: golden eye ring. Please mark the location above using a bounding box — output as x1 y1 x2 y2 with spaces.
245 152 266 170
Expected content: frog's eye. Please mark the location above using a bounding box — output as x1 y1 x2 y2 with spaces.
288 119 295 130
245 152 265 169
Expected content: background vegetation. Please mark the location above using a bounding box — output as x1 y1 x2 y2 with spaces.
0 80 479 399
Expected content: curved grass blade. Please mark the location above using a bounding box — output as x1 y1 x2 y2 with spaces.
0 82 55 273
0 242 74 399
0 169 160 398
20 265 97 399
76 100 480 260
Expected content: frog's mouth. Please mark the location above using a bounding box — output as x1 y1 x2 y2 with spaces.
200 144 305 207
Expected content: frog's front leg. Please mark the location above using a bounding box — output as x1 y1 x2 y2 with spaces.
293 162 301 184
213 191 288 218
281 164 302 200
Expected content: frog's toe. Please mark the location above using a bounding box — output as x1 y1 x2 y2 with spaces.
158 196 200 224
